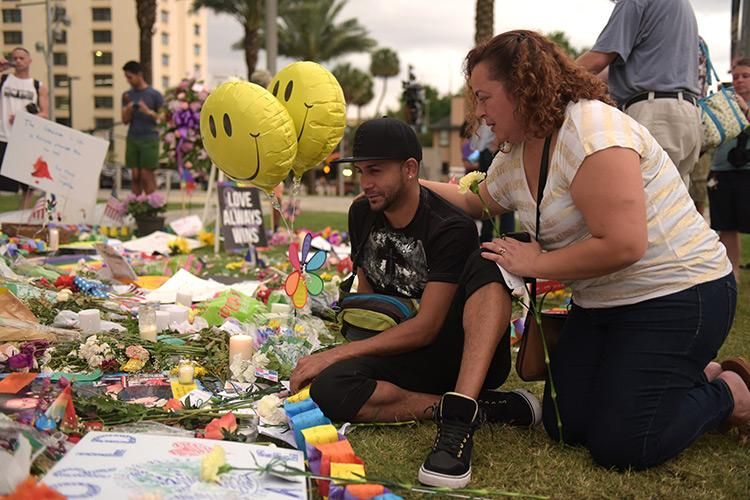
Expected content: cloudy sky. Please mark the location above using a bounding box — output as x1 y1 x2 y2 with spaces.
207 0 734 115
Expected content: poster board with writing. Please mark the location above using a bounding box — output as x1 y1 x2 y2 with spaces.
94 243 138 283
218 182 267 251
0 112 108 223
42 431 306 499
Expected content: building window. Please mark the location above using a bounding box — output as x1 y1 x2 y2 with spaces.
53 52 67 66
161 32 169 45
161 76 170 90
94 96 114 109
2 9 21 23
53 30 66 44
93 51 112 65
193 64 201 77
193 24 200 36
193 44 200 56
55 117 71 127
438 130 449 147
92 7 111 21
3 31 22 45
161 54 169 67
55 95 69 111
95 117 114 130
93 30 112 43
160 9 168 23
53 74 69 88
94 74 113 88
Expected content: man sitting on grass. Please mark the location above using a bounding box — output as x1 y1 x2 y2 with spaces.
290 117 540 489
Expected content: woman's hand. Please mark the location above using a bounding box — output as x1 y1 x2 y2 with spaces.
481 236 543 277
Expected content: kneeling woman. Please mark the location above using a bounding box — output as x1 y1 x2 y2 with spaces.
424 30 749 469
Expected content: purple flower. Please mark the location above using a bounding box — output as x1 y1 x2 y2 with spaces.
189 101 201 113
125 193 138 202
147 192 166 208
164 132 176 145
8 353 33 371
136 193 148 203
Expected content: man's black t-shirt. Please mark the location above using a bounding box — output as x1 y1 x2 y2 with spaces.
348 187 479 299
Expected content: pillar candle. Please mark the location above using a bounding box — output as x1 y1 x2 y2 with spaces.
155 311 170 332
166 305 189 325
139 324 157 342
229 334 253 362
48 228 60 252
175 291 192 308
78 309 101 334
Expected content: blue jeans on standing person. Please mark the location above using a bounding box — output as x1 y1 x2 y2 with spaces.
542 273 737 470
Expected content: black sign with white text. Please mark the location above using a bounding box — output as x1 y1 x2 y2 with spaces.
218 182 267 251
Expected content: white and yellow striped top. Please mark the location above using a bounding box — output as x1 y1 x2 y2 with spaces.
486 99 731 308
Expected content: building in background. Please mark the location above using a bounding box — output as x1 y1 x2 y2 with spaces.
0 0 207 165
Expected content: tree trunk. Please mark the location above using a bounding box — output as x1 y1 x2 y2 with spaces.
136 0 157 84
474 0 494 45
374 77 388 117
244 24 260 79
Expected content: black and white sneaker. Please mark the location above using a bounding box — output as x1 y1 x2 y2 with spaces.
418 392 484 488
478 388 542 427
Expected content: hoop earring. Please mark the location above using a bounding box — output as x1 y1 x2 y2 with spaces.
498 141 512 154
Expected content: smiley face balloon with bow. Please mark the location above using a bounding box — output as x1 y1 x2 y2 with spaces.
268 62 346 177
200 80 297 193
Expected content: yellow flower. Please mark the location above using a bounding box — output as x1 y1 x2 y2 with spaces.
458 171 487 194
200 445 227 483
167 237 191 255
121 358 146 373
198 230 215 246
225 261 243 271
194 365 207 377
268 320 280 330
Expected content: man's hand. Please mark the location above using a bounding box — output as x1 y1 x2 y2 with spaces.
0 57 9 71
290 348 341 393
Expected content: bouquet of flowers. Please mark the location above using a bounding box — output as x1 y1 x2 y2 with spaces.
124 192 166 218
159 79 211 188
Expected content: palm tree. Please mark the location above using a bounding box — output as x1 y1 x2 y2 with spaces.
332 64 370 106
547 31 581 59
136 0 157 83
193 0 263 79
474 0 494 45
370 48 399 117
277 0 376 62
351 78 373 123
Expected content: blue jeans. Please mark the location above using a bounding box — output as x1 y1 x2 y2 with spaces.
542 273 737 470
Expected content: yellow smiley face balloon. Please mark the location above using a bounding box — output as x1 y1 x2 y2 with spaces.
200 80 297 193
268 62 346 177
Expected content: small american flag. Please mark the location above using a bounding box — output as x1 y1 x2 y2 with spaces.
103 196 125 222
27 196 46 222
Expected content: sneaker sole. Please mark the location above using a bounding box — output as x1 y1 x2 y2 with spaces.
418 465 471 488
512 389 543 427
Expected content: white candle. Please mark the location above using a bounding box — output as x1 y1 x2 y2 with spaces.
271 303 291 314
48 228 60 252
155 311 170 332
139 324 157 342
229 334 254 362
78 309 101 334
178 362 195 384
175 291 192 308
166 305 189 325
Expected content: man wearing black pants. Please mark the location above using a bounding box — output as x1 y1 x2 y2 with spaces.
290 118 540 489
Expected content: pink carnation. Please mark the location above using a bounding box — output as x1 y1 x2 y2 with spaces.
147 192 166 208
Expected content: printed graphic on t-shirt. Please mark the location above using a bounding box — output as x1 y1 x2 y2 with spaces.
3 86 34 101
362 229 428 297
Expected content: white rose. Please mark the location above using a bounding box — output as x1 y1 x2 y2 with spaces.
257 395 286 425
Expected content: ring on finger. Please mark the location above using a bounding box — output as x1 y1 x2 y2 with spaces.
498 247 507 256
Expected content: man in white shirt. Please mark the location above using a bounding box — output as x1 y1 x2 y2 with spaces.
0 47 49 209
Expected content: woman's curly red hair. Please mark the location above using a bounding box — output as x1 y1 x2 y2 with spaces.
465 30 614 137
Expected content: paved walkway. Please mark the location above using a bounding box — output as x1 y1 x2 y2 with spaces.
0 189 354 225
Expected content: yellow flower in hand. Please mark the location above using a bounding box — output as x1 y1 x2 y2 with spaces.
458 171 486 194
200 445 227 483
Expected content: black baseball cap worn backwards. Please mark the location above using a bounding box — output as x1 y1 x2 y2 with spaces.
332 117 422 164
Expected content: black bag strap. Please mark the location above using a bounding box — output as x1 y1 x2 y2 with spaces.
529 136 552 310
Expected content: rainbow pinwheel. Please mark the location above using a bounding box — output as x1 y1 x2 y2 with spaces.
285 232 327 308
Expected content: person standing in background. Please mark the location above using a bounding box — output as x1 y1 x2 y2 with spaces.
577 0 702 188
0 47 49 210
122 60 163 195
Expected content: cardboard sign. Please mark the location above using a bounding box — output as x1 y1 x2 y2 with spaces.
218 182 267 251
169 215 203 237
1 112 107 222
94 243 138 283
43 431 307 499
